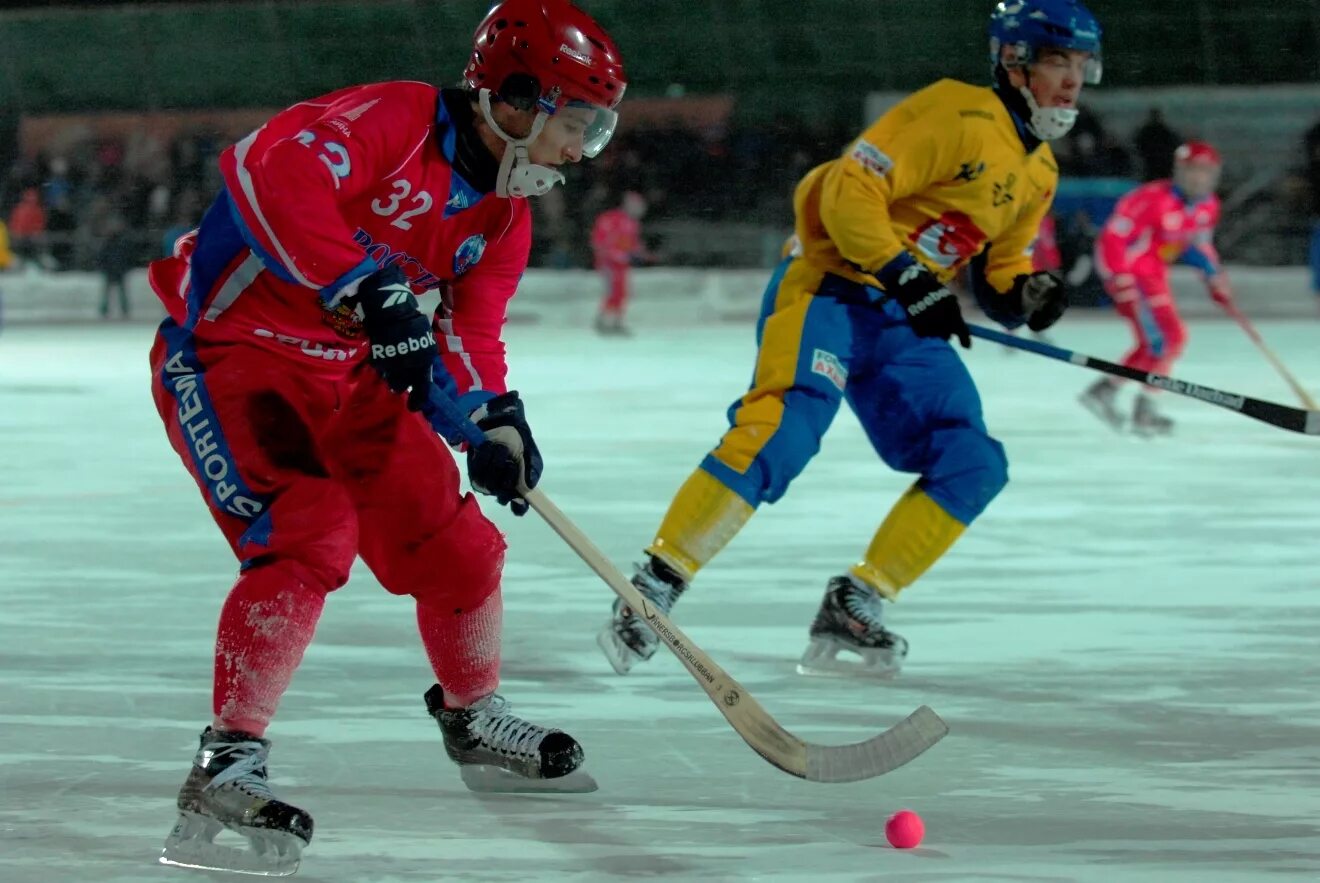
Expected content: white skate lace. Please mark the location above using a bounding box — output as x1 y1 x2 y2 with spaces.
840 584 887 634
620 564 680 622
203 742 275 801
472 695 552 761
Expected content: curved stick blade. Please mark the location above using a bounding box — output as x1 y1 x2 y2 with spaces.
803 705 948 783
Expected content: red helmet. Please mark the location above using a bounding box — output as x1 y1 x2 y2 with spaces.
465 0 627 113
1174 141 1221 167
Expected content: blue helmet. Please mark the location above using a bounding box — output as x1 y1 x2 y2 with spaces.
989 0 1103 85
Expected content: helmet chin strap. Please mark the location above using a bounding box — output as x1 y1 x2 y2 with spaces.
1018 82 1077 141
478 89 565 198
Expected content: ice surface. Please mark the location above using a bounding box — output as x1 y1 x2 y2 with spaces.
2 316 1319 882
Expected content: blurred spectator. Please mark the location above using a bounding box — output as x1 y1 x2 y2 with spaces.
43 156 78 268
1055 109 1131 178
98 213 135 319
8 187 46 266
1307 119 1320 299
1133 108 1182 181
0 218 13 330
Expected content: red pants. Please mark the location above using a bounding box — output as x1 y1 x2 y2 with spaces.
151 323 505 733
1105 275 1188 376
598 264 630 316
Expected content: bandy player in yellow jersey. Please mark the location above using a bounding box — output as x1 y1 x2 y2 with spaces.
600 0 1103 678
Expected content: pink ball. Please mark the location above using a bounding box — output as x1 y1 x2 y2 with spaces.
885 809 925 849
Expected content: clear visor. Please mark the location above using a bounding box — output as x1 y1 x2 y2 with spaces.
548 100 618 159
1081 52 1103 85
1015 43 1103 85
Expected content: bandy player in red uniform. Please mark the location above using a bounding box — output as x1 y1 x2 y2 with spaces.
1080 141 1235 435
591 190 648 334
150 1 626 873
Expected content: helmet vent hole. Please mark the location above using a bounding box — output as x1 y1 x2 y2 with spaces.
587 36 606 50
518 39 530 49
588 75 600 84
495 18 508 29
514 20 527 27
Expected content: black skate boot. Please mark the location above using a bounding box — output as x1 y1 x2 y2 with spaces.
424 685 596 793
1079 379 1125 431
796 576 909 679
597 555 687 675
1131 393 1173 437
159 727 312 876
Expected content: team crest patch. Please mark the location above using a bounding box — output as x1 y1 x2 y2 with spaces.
454 234 487 276
320 296 364 337
849 140 893 177
811 348 848 391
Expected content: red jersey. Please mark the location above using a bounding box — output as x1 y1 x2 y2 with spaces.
590 207 640 269
1031 214 1061 273
149 82 530 413
1096 179 1221 284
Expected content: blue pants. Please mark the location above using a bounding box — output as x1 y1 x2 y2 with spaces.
701 259 1007 525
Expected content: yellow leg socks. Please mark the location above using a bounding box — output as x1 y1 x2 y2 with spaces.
849 484 966 601
646 468 755 581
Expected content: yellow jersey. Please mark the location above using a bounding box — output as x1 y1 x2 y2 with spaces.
793 78 1058 296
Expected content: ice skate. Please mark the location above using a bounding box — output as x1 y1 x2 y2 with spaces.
796 576 909 679
597 556 687 675
594 312 632 336
1079 379 1125 431
424 685 597 793
1131 394 1173 437
159 728 312 877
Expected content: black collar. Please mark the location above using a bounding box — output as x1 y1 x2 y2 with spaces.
993 83 1044 154
439 89 501 194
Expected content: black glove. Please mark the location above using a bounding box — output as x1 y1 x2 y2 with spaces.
885 263 971 348
1009 271 1068 332
355 265 436 411
467 392 542 516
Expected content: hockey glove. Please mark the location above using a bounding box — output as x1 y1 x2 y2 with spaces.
1009 271 1069 332
356 265 436 412
467 391 542 516
885 262 971 348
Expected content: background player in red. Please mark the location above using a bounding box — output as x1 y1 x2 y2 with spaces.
150 1 626 874
591 189 649 334
1081 141 1235 435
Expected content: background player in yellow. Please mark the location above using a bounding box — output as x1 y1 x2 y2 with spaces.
600 0 1103 678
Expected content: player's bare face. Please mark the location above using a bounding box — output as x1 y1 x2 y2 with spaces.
1174 162 1221 200
1017 48 1089 110
529 106 595 166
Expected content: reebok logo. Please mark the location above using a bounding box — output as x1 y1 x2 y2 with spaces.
371 331 435 360
906 288 950 316
380 283 413 309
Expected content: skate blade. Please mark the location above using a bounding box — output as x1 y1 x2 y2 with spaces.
795 638 902 681
1130 423 1172 439
460 764 598 794
160 812 304 876
596 621 644 676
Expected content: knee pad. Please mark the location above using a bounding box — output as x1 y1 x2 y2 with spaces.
374 493 506 613
920 426 1008 525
